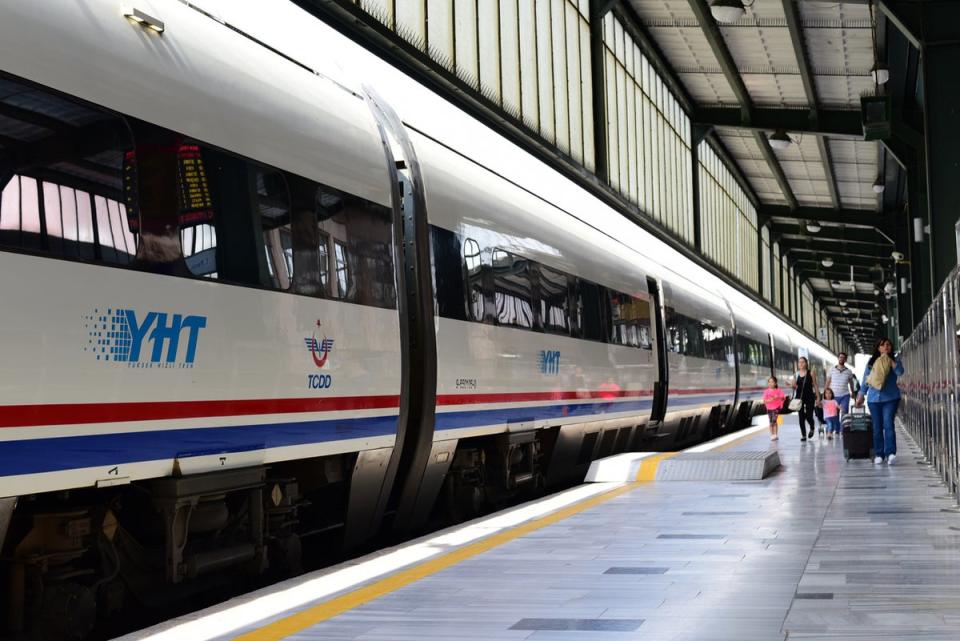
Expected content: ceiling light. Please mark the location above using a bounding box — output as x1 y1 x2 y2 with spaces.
872 178 885 194
806 221 821 234
123 7 165 33
873 288 880 295
709 0 746 23
768 130 793 151
821 257 834 267
839 301 847 306
871 63 890 85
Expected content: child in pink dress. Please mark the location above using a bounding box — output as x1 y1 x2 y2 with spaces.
822 388 840 439
763 376 786 441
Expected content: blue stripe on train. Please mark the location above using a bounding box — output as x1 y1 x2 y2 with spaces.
0 394 729 476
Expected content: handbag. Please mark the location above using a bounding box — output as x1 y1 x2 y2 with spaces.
787 373 808 412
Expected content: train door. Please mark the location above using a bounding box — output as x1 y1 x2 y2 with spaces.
767 333 776 379
647 277 668 423
363 87 443 539
723 301 740 430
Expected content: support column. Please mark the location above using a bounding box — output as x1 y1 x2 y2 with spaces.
690 125 710 254
883 1 960 295
589 0 614 185
920 22 960 292
907 153 933 322
756 221 765 301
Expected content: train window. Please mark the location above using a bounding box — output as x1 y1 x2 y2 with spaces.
318 231 330 290
0 73 397 307
0 74 136 263
258 170 293 290
337 194 395 309
493 249 534 329
576 280 607 342
429 226 468 321
463 237 489 322
539 265 570 335
737 336 771 368
610 291 652 349
702 325 726 361
334 240 350 298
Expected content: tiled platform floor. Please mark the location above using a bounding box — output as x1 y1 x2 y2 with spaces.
230 417 960 640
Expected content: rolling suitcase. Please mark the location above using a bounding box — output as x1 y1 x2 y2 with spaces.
841 407 873 460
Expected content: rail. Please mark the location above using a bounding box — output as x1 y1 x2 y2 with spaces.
899 266 960 497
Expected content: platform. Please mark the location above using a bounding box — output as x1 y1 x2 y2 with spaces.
120 416 960 641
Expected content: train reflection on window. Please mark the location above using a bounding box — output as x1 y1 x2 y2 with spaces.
665 307 730 363
0 71 397 310
774 348 796 372
738 335 772 368
429 225 652 350
493 249 534 329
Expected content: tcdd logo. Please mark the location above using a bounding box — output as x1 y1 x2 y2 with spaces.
305 320 335 368
85 308 207 367
307 374 332 389
538 350 561 375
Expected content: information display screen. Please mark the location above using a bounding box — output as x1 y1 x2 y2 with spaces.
176 144 214 225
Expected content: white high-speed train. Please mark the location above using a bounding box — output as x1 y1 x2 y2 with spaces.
0 1 834 638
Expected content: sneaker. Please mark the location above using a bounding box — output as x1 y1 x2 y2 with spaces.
808 429 815 438
887 454 896 466
874 456 883 464
827 433 833 440
772 435 778 441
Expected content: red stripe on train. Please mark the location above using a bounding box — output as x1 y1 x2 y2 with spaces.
0 386 752 429
0 396 402 429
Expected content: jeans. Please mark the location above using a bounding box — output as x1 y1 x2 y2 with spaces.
826 415 841 434
868 398 900 458
836 394 851 416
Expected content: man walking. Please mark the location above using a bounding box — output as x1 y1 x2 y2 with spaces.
824 352 856 416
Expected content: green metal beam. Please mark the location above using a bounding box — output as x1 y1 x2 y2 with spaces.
779 237 895 259
692 107 862 139
777 230 894 247
792 254 892 269
762 205 895 233
685 0 798 209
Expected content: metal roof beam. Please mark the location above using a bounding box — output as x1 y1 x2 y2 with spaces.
692 107 862 138
775 228 895 247
762 205 895 232
791 254 892 269
783 242 894 260
781 0 842 209
685 0 799 209
797 267 884 282
684 0 753 121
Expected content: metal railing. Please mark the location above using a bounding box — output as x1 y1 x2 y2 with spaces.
900 267 960 496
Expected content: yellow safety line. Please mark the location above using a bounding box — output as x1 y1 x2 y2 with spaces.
234 428 765 641
233 482 638 641
635 452 677 481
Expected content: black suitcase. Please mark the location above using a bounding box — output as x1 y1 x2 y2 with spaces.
842 409 873 460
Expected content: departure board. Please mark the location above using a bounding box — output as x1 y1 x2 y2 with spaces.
177 144 214 225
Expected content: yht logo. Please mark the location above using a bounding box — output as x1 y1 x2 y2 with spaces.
538 350 561 375
84 308 207 368
304 320 334 368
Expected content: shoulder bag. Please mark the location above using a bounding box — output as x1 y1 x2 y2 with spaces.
787 374 806 412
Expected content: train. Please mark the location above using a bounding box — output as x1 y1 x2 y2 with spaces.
0 1 835 639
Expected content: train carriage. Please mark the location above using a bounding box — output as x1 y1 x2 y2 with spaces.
0 1 836 638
